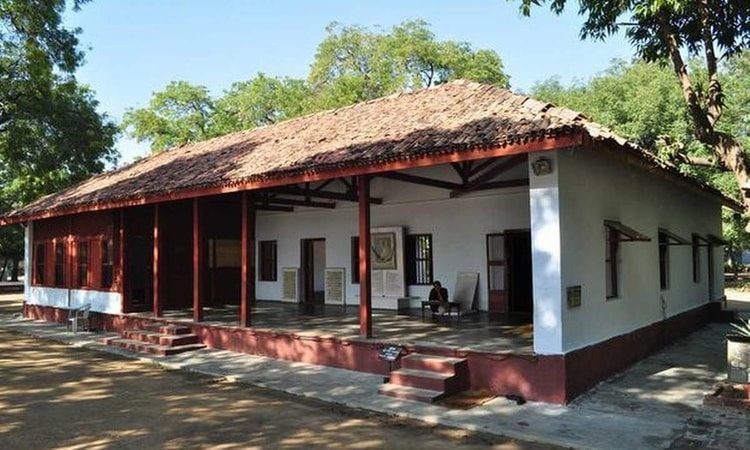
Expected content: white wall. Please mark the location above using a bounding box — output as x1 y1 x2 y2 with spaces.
255 164 530 310
557 146 724 353
27 286 121 314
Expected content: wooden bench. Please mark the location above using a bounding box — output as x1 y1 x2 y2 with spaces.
421 300 461 319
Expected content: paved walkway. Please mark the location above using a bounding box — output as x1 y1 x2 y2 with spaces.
2 296 749 449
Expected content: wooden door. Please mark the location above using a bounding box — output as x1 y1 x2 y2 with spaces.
486 233 507 313
127 235 152 312
301 238 326 304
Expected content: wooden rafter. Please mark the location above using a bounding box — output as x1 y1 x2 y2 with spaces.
253 204 294 212
378 172 463 190
451 162 471 183
459 178 529 194
260 195 336 209
265 185 383 204
450 154 527 198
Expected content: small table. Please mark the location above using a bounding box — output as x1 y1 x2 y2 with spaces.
421 300 461 319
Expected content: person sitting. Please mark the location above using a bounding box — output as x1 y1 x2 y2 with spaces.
428 280 449 314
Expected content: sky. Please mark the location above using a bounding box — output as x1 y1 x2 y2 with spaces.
64 1 634 165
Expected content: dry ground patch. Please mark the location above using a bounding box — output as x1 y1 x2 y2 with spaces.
0 302 561 449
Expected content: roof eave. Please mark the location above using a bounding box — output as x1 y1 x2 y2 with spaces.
0 132 585 225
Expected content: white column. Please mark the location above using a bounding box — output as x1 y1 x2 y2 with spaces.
529 152 564 355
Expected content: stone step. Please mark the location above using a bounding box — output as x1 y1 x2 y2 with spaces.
103 337 205 357
144 323 192 336
400 353 467 375
378 383 446 403
121 329 199 347
389 368 458 392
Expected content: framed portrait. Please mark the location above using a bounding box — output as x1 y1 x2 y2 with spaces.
371 232 397 270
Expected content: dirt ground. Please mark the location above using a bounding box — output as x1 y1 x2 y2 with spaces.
0 295 562 450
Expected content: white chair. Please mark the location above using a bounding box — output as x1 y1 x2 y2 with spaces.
68 304 91 333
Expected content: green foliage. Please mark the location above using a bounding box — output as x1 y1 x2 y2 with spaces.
0 0 117 270
311 20 510 109
531 57 750 252
213 74 313 133
531 60 690 151
124 20 510 151
518 0 750 62
122 81 215 152
730 317 750 337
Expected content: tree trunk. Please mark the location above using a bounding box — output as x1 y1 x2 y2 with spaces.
710 132 750 212
10 258 19 282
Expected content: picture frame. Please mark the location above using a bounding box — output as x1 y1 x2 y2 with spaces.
371 232 397 270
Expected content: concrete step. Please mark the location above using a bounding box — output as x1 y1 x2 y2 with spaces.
121 329 199 347
389 368 458 392
121 329 162 344
158 333 200 347
400 353 467 375
378 383 446 403
144 323 192 336
104 337 205 357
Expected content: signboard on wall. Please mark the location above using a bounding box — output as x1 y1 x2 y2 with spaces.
281 268 299 303
325 268 345 304
370 226 406 300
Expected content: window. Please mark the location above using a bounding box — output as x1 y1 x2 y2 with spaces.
34 243 47 285
659 232 669 290
77 241 90 287
603 221 652 299
351 237 360 284
405 234 433 285
101 239 114 289
605 227 619 298
209 239 241 268
54 241 66 287
657 229 689 291
259 240 277 281
692 234 701 283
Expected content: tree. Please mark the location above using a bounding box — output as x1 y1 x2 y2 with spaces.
122 81 216 152
213 74 313 133
310 20 510 109
531 59 693 156
529 57 750 263
0 0 118 279
518 0 750 213
126 20 511 153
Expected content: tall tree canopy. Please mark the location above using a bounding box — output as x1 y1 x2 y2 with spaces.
530 56 750 258
124 20 510 152
518 0 750 213
0 0 118 278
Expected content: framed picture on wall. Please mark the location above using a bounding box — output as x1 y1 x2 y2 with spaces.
371 232 397 270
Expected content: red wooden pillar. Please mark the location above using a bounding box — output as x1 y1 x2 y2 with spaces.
192 198 204 322
119 209 128 313
240 192 256 327
152 203 162 318
358 175 373 338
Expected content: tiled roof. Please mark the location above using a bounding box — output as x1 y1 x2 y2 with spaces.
0 80 735 222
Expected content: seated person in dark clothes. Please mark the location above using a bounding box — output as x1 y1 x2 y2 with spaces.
428 280 449 313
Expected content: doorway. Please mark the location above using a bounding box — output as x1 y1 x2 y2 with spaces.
486 230 532 314
301 238 326 304
506 230 532 314
127 235 153 312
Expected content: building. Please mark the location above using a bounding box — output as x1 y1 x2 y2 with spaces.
0 80 735 403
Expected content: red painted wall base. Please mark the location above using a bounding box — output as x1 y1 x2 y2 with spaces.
22 301 712 404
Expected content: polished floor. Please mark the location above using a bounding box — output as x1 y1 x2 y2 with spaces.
130 301 535 354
